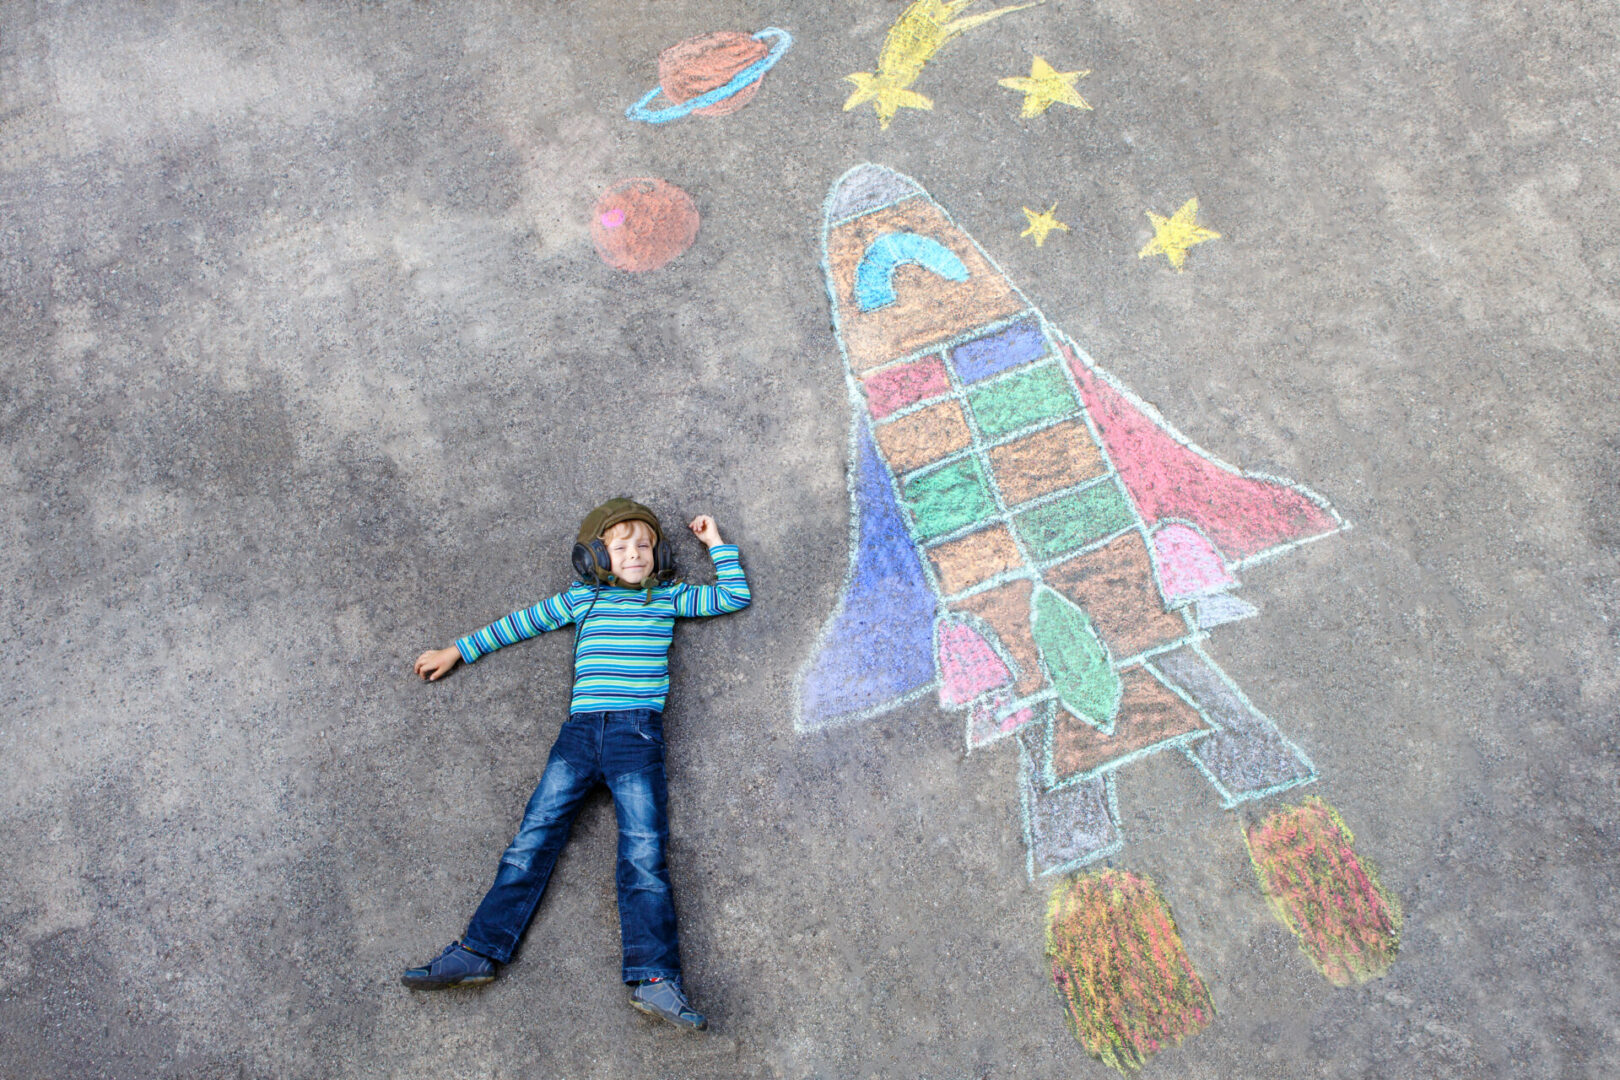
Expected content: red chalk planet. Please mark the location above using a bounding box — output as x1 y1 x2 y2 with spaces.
625 28 794 125
663 32 768 116
591 178 699 273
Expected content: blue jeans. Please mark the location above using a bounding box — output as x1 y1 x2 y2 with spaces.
461 709 682 983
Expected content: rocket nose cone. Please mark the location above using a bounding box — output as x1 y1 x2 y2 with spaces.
827 165 924 223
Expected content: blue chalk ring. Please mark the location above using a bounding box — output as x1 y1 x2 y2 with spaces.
625 28 793 125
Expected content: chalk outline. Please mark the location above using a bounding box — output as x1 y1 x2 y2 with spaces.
1194 592 1260 629
1019 735 1122 878
625 28 794 125
1164 640 1319 809
797 164 1337 874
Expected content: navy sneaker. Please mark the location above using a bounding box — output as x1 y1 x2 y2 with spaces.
401 942 497 990
629 977 707 1031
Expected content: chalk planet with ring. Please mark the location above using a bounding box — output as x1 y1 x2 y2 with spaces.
625 28 793 124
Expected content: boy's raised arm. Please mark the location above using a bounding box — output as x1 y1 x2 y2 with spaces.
671 515 751 617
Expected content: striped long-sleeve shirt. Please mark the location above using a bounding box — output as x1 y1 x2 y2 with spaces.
454 545 750 713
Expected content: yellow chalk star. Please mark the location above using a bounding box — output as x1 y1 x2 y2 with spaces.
1020 203 1069 247
1138 197 1220 271
844 72 934 130
998 56 1091 118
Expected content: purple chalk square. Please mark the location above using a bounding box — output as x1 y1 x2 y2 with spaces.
950 317 1048 383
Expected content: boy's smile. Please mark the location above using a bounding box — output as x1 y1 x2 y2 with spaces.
605 520 656 585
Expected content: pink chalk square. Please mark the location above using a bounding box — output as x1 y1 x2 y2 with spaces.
861 356 950 420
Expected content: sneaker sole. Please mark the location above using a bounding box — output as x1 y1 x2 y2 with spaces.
629 998 706 1031
401 974 496 990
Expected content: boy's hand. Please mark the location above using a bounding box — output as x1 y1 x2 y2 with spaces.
414 646 462 681
688 514 724 548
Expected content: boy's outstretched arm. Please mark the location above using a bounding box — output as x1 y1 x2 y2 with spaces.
413 587 586 681
672 515 751 616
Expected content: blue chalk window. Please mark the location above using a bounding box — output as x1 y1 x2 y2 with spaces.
855 232 970 311
949 317 1048 383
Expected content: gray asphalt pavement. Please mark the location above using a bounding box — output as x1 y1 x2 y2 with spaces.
2 2 1616 1077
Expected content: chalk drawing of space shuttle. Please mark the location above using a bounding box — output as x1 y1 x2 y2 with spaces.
797 164 1348 879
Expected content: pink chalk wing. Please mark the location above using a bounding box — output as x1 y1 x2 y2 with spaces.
1062 345 1340 562
1152 523 1236 603
937 618 1012 707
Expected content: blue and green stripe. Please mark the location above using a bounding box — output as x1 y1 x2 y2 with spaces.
455 545 750 713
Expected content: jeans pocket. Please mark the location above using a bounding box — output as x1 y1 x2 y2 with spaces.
633 712 665 746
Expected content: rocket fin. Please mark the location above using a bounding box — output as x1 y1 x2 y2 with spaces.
1194 592 1260 629
1062 342 1343 566
797 418 939 730
1150 521 1236 605
935 615 1012 707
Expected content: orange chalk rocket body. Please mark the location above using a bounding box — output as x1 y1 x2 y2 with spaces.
797 165 1347 877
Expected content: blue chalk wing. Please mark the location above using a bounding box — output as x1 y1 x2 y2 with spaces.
797 419 939 729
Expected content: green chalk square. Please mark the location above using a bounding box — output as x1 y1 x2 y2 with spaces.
1015 478 1136 560
903 457 999 542
966 362 1075 440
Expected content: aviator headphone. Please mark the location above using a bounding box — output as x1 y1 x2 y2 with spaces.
569 498 675 585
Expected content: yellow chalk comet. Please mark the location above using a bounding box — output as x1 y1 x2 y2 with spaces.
844 0 1044 129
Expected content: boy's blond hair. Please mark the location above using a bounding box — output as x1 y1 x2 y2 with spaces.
602 519 655 544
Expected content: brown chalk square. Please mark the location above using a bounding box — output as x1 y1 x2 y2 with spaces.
1044 531 1188 659
873 399 973 476
988 420 1108 506
1050 666 1210 781
928 525 1023 595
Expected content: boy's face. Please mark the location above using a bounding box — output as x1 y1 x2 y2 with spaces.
603 520 656 585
